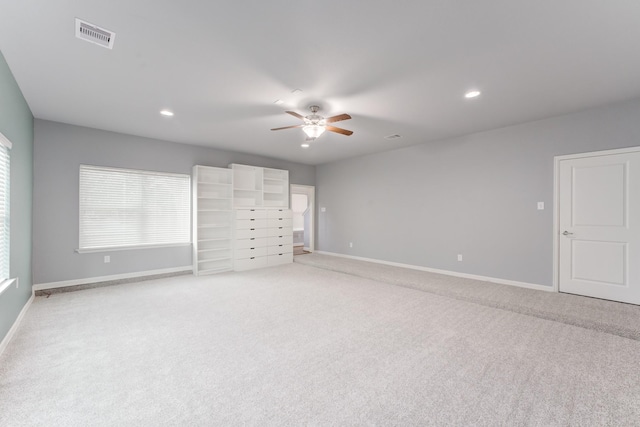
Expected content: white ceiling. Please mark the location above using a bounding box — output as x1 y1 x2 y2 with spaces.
1 1 640 165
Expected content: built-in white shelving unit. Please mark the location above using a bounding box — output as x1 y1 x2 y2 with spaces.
229 163 292 271
193 164 293 275
192 165 233 275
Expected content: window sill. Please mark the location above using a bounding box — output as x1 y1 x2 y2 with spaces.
75 242 191 254
0 278 17 296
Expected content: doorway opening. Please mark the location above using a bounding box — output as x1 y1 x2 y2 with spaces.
290 184 315 255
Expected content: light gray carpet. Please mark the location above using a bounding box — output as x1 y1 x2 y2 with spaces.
1 263 640 426
296 253 640 341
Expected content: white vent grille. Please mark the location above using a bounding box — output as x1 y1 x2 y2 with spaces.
75 18 115 49
385 134 402 140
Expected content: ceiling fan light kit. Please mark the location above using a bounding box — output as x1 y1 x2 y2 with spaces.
303 124 325 139
271 105 353 141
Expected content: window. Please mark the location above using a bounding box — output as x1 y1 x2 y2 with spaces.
0 133 10 280
79 165 190 251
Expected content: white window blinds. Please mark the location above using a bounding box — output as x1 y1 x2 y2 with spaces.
79 165 191 251
0 136 10 280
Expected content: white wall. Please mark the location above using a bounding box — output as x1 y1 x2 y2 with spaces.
0 51 33 343
316 98 640 286
33 120 315 285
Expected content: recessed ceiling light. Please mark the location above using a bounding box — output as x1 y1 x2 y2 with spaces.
385 134 402 140
464 90 481 99
274 99 284 105
160 109 174 117
301 143 310 148
291 89 303 94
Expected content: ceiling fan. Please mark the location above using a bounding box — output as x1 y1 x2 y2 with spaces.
271 105 353 140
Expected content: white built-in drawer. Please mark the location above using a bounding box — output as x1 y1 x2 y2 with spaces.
267 209 292 219
235 227 267 239
234 256 268 271
267 252 293 266
235 218 267 230
267 227 293 237
235 209 267 220
267 244 292 255
268 234 293 246
267 217 292 228
235 237 267 249
235 246 268 259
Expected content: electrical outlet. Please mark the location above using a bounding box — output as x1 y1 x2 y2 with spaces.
104 255 111 263
537 202 545 210
457 254 463 261
349 242 353 248
321 207 326 212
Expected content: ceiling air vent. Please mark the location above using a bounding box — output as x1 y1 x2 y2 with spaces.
75 18 115 49
385 134 402 140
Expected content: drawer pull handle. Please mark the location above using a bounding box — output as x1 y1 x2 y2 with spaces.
250 257 255 259
250 247 255 250
250 238 255 240
250 228 255 231
250 219 255 221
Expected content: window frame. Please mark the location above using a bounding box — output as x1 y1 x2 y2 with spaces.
0 131 12 290
77 164 191 253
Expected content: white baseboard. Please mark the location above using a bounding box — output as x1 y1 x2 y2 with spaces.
315 251 553 292
33 266 193 291
0 289 34 357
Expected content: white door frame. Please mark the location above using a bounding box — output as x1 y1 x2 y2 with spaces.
553 145 640 293
290 184 315 252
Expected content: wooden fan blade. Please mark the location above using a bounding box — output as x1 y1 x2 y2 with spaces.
325 113 351 124
271 124 304 131
285 111 305 120
326 125 353 136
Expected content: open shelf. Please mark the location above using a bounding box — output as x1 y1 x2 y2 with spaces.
193 165 234 276
198 255 232 263
229 164 288 209
199 247 229 254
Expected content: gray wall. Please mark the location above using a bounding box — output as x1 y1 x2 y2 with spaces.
316 98 640 287
33 120 315 284
0 51 34 342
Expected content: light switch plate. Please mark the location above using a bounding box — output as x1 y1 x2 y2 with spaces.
537 202 544 210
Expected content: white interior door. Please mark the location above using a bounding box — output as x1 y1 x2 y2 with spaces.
558 148 640 304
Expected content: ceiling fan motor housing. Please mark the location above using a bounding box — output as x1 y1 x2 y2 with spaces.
305 106 325 125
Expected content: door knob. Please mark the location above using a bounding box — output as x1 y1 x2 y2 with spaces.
562 231 574 236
